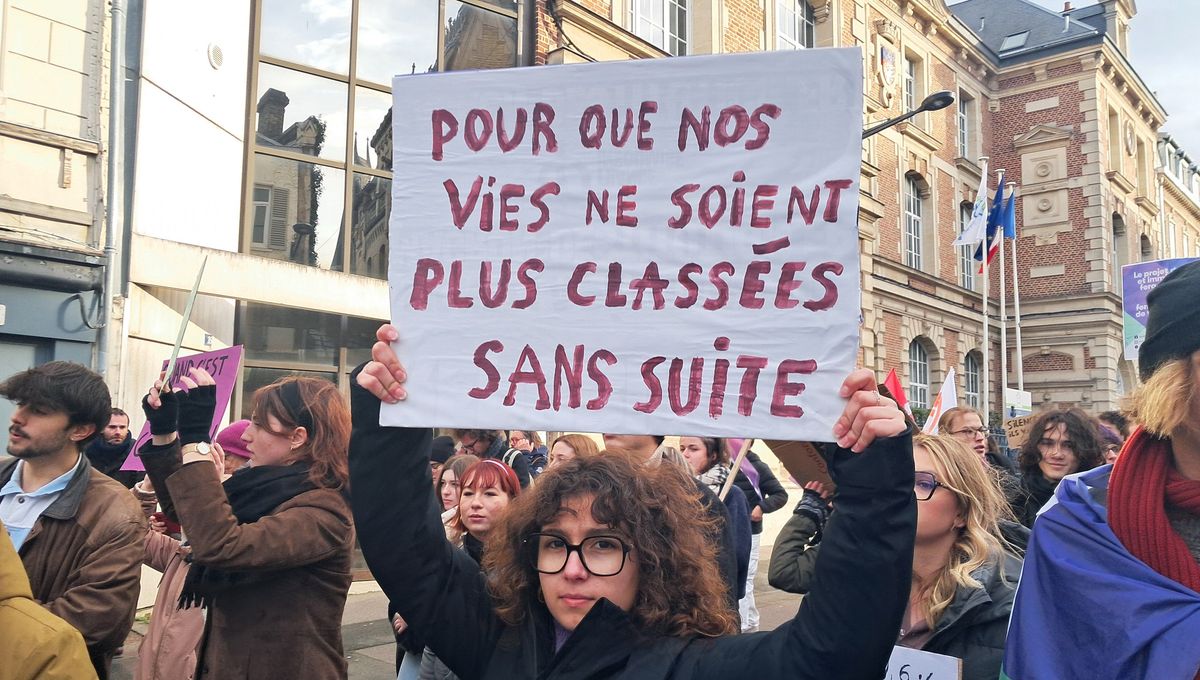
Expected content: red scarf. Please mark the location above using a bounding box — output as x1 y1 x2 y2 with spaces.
1109 428 1200 593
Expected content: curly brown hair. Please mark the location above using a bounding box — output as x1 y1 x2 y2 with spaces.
1017 408 1105 478
484 452 738 638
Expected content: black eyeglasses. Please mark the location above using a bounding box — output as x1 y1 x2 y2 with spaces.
524 532 631 577
914 471 945 501
949 426 989 438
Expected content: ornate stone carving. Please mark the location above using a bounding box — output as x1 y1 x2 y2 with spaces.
874 19 900 109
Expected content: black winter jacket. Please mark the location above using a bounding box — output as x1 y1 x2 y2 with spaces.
349 378 916 680
732 451 789 535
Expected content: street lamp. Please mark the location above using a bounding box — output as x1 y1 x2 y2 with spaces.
862 90 956 139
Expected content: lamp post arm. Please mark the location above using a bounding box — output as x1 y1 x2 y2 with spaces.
862 108 920 139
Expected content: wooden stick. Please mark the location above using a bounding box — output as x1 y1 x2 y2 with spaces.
719 437 754 501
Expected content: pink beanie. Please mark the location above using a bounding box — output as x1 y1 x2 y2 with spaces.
215 420 252 460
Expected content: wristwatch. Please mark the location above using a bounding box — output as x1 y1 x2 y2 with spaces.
181 442 213 466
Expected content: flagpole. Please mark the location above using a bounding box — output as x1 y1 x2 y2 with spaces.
978 156 990 428
997 170 1008 404
1008 181 1025 391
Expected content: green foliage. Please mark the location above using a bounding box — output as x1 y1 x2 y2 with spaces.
911 407 931 429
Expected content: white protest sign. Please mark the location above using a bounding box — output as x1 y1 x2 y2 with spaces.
885 645 962 680
382 49 863 440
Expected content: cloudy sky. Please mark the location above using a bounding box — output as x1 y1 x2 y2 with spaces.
1026 0 1199 151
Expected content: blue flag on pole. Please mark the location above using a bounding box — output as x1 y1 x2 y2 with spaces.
974 172 1005 266
1002 466 1200 680
1001 189 1016 239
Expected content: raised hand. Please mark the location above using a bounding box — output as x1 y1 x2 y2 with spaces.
832 369 906 453
357 324 408 403
177 367 217 445
142 380 180 438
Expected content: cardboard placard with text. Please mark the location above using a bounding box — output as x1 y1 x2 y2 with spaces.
1003 414 1037 451
121 346 243 471
764 439 835 493
381 49 864 440
885 645 962 680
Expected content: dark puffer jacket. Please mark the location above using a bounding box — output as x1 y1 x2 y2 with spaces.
770 503 1023 680
349 376 916 680
920 553 1022 680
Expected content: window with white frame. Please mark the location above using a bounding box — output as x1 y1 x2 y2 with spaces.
957 94 972 158
1168 220 1178 257
777 0 815 50
908 341 930 409
959 203 975 290
904 58 916 112
631 0 688 56
964 352 981 409
905 175 923 269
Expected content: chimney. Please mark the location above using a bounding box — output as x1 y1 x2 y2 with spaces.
257 88 290 139
1062 2 1071 32
1063 1 1072 11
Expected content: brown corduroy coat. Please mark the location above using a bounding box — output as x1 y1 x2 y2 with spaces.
143 444 355 680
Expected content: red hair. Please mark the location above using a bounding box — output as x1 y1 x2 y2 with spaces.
452 459 520 534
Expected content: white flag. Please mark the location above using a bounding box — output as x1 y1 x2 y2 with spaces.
921 368 959 435
953 159 990 247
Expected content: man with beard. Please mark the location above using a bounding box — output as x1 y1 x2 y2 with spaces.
83 408 144 488
0 361 145 679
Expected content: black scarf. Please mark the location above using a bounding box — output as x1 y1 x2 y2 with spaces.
84 436 134 476
1018 471 1059 527
178 462 317 609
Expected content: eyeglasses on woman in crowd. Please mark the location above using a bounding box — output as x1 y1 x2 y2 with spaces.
914 471 946 501
525 533 632 576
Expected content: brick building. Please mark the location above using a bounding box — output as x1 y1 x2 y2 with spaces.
1 0 1193 433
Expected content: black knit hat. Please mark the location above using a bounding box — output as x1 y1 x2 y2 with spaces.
1138 260 1200 380
431 435 456 464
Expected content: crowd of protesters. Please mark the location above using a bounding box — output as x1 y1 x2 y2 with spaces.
1 261 1199 679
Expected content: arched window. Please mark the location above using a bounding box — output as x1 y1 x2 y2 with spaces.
964 352 981 409
904 175 924 269
908 341 930 409
1140 233 1153 259
777 0 815 49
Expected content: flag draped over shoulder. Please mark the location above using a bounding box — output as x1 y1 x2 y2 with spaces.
954 160 991 248
1002 466 1200 680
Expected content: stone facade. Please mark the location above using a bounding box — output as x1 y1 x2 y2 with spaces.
548 0 1183 416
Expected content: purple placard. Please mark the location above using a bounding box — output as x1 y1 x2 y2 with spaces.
121 345 244 471
1122 258 1197 359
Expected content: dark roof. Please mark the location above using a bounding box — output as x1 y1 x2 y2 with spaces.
1067 3 1107 31
949 0 1102 64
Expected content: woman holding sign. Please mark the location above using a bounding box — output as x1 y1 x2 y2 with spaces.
138 369 355 680
350 323 915 680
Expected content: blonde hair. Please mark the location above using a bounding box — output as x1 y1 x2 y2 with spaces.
549 434 599 461
1125 355 1195 438
912 434 1013 627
